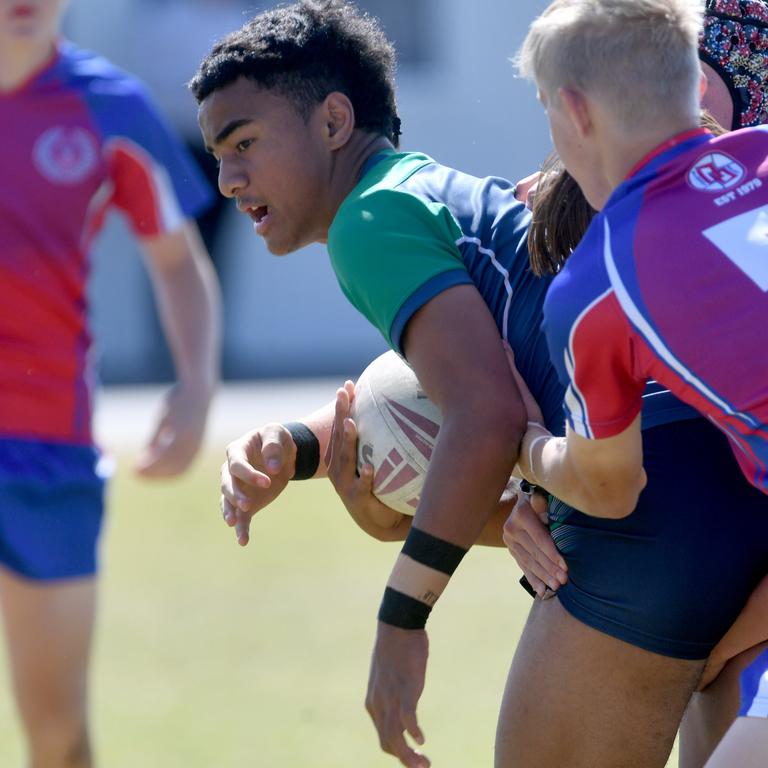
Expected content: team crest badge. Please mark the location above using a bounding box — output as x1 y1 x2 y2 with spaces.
33 126 98 185
687 152 746 192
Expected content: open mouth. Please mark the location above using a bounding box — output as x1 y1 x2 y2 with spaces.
248 205 269 224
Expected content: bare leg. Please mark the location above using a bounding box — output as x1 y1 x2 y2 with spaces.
0 567 97 768
703 717 768 768
495 598 705 768
679 641 768 768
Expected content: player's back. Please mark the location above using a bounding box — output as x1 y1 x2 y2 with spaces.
606 128 768 490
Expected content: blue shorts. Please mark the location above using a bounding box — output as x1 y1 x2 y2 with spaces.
0 439 108 580
739 649 768 717
549 418 768 660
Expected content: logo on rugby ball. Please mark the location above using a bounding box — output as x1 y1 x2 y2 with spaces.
687 152 746 192
33 126 99 185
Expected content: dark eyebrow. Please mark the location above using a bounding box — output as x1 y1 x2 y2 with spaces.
205 118 255 153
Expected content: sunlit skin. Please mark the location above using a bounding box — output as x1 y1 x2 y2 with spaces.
198 76 392 255
701 60 735 130
0 0 68 90
539 88 613 210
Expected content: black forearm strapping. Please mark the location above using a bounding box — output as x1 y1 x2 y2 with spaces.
401 526 468 575
284 422 320 480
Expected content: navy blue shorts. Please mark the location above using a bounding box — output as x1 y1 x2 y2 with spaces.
739 649 768 717
549 418 768 660
0 439 108 580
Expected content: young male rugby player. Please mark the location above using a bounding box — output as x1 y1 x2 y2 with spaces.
0 0 220 765
195 2 768 766
509 0 768 765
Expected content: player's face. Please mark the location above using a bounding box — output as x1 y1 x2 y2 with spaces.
199 77 334 256
0 0 68 47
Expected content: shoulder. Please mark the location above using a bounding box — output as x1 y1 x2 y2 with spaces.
57 43 160 120
330 185 459 257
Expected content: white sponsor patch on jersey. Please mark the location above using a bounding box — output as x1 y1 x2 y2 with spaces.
687 152 746 192
703 204 768 291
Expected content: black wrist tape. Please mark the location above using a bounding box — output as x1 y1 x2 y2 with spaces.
284 422 320 480
378 587 433 629
401 526 468 575
520 479 548 497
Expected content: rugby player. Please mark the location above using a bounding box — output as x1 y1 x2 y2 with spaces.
196 2 767 766
0 1 220 765
506 0 768 765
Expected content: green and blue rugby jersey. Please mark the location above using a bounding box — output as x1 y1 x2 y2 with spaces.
328 151 565 434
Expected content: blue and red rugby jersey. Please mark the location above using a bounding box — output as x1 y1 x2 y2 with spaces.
0 41 211 445
543 127 768 493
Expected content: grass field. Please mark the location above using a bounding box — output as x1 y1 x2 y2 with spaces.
0 449 680 767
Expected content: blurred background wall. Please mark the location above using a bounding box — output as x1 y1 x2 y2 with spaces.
63 0 553 383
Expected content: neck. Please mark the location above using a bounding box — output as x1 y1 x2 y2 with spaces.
602 116 700 189
0 38 57 92
319 131 394 239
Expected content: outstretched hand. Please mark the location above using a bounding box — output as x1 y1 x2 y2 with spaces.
220 423 298 546
366 623 431 768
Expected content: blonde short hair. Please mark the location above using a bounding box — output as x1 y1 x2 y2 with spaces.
517 0 704 130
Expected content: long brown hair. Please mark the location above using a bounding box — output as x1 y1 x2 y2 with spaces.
527 111 727 276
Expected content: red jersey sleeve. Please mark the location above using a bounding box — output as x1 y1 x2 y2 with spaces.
563 289 647 439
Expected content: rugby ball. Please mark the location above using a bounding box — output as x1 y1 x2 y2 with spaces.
350 351 441 515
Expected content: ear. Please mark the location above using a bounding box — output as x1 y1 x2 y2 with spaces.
699 67 709 101
321 91 355 150
558 87 593 140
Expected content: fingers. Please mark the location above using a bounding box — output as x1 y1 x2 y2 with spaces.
226 433 271 490
234 511 252 547
503 497 567 597
367 704 430 768
325 386 352 470
258 423 297 477
401 707 425 747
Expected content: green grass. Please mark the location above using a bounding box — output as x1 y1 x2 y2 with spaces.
0 451 679 766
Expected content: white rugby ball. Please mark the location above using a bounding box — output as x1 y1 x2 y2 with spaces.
350 351 441 515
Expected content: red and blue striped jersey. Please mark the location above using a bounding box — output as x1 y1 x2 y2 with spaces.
543 127 768 494
0 41 211 444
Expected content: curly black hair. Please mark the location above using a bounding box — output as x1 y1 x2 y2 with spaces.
189 0 401 147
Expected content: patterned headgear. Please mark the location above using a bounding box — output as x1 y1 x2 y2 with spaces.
700 0 768 128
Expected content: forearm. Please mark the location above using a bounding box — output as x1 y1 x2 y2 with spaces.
380 407 521 622
518 421 645 518
145 224 220 392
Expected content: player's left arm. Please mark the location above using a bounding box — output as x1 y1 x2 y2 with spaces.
365 284 526 767
135 221 221 477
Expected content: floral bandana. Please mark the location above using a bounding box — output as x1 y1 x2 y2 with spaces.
700 0 768 128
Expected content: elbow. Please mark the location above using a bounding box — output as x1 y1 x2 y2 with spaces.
581 470 647 520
